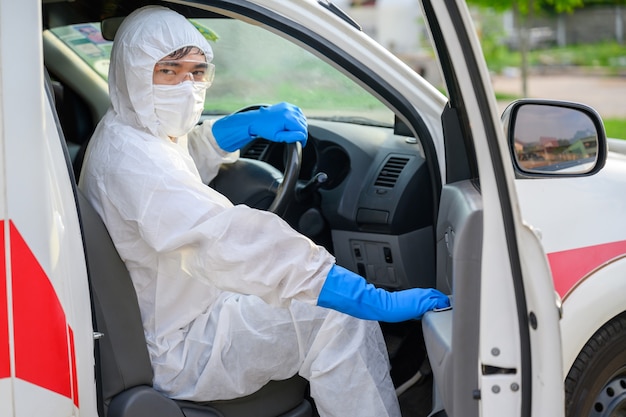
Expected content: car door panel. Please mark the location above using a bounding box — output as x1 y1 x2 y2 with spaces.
423 179 482 417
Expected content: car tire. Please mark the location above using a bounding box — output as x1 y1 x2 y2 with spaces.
565 312 626 417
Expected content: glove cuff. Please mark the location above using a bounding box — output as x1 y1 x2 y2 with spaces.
212 111 257 152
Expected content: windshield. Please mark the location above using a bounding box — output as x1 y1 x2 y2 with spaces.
49 18 394 127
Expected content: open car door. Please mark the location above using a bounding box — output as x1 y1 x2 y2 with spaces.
419 1 565 416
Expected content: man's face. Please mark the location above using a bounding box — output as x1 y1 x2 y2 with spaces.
153 50 215 85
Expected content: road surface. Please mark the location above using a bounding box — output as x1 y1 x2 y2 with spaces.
492 73 626 119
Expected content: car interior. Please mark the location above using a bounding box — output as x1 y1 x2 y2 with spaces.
42 1 485 416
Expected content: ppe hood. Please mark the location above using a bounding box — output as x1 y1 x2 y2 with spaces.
109 5 213 137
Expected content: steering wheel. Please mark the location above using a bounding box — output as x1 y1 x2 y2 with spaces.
210 105 303 217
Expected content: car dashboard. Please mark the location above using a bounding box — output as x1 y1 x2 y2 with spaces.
235 118 437 291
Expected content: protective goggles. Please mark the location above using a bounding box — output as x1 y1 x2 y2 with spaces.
153 59 216 86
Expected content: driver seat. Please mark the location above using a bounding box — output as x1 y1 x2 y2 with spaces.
78 185 313 417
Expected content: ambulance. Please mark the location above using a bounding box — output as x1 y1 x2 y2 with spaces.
1 0 625 416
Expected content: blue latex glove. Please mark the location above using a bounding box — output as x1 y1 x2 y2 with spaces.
212 102 307 152
317 265 451 322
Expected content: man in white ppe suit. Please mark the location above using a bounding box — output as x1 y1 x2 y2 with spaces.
79 6 450 417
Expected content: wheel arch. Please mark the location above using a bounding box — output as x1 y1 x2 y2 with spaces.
560 256 626 378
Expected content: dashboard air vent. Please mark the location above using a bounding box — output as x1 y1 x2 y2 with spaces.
374 157 409 188
242 140 270 160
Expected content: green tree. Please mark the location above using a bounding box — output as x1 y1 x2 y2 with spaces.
467 0 585 96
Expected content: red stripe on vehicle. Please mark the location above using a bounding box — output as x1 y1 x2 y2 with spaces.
0 220 10 378
10 221 72 399
548 240 626 298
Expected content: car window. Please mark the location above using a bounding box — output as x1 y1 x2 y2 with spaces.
50 23 112 80
49 18 394 127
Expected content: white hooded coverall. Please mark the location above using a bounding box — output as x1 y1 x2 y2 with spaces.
79 6 401 417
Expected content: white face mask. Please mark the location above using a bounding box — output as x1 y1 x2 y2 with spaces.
153 81 208 138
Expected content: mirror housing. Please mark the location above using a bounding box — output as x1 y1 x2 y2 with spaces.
101 16 126 41
502 99 607 177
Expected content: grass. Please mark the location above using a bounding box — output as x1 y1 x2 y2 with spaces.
530 43 626 73
482 40 626 74
494 92 520 101
603 119 626 140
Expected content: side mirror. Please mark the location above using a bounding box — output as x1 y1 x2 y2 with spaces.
502 99 607 176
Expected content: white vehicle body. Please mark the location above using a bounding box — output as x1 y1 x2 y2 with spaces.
0 0 624 416
516 151 626 374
